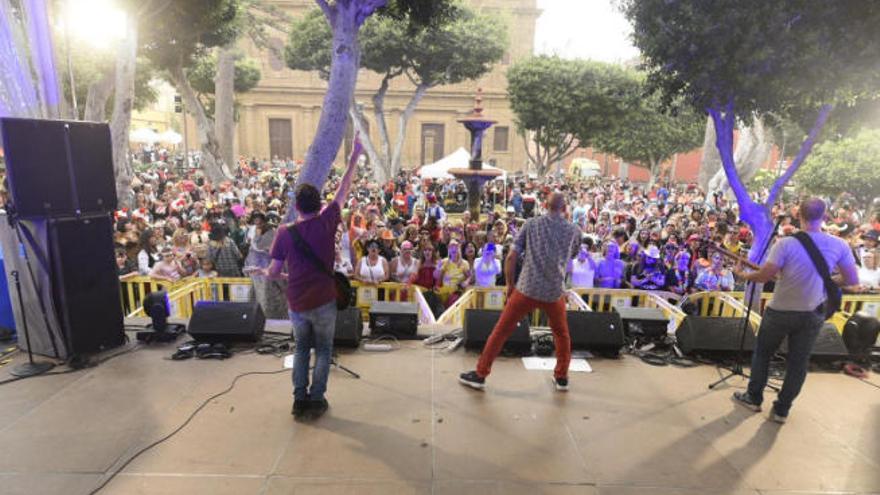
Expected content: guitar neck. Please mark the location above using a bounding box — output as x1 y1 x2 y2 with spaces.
708 244 761 271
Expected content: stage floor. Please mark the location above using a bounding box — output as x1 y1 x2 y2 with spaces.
0 321 879 495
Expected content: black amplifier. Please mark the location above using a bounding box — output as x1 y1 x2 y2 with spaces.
369 302 419 338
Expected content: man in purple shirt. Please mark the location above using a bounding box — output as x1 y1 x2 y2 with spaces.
267 157 356 420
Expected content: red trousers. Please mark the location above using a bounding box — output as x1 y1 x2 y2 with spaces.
476 289 571 379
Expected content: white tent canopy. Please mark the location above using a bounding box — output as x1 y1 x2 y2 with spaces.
157 129 183 145
417 147 507 180
129 127 160 144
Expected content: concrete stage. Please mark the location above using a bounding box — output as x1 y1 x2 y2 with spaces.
0 321 878 495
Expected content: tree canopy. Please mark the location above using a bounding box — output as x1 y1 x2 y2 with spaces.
506 56 636 177
188 53 261 95
622 0 880 261
140 0 240 71
799 128 880 206
592 77 704 184
286 3 505 180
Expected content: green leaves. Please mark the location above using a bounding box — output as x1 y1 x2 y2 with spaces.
187 53 262 95
593 86 704 177
799 128 880 205
286 4 506 86
506 56 638 173
622 0 880 121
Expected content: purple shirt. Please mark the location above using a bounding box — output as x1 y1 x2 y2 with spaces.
271 202 341 312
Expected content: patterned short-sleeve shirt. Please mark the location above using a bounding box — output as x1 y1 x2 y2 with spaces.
513 213 580 302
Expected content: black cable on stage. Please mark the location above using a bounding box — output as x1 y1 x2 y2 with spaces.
859 378 880 391
87 368 287 495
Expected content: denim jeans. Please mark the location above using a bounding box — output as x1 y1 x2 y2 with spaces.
289 302 337 401
747 307 824 416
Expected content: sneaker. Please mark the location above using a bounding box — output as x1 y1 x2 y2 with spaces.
291 399 310 418
732 391 761 412
307 398 329 419
770 407 788 424
554 377 569 392
458 371 485 390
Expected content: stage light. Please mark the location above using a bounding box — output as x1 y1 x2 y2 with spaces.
143 290 171 333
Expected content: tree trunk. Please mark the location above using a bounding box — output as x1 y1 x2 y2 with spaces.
708 116 772 197
84 67 115 122
215 45 237 170
287 1 363 221
169 64 231 183
648 158 659 188
349 104 382 179
390 83 429 178
371 74 392 179
698 115 721 190
109 20 138 209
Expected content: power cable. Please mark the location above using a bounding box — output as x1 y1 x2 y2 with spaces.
88 368 287 495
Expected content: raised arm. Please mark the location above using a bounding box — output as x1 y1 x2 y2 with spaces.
333 136 360 210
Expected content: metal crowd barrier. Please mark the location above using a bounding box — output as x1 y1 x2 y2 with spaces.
121 276 436 325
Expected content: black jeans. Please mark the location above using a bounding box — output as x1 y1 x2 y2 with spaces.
747 307 824 416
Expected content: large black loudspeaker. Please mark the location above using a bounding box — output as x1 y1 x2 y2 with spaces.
369 302 419 338
675 316 756 354
781 322 849 360
0 118 116 217
463 309 531 355
567 311 625 351
188 302 265 342
335 307 363 348
50 215 125 355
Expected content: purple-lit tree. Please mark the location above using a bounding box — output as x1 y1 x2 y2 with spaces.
284 0 454 221
622 0 880 262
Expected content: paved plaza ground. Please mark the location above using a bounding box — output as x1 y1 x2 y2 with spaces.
0 321 878 495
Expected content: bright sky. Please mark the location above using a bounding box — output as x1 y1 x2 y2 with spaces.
534 0 640 63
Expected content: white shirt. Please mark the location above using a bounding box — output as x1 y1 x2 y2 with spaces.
858 266 880 289
474 256 501 287
570 257 596 288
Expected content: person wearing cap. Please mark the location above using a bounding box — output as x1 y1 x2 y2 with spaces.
630 245 666 290
390 241 419 284
459 192 579 392
472 243 502 288
378 228 398 262
426 193 446 223
355 239 390 284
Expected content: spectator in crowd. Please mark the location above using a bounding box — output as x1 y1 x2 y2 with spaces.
436 239 470 306
473 243 502 288
355 240 389 284
149 247 185 282
413 243 440 290
208 222 243 277
694 252 735 291
630 245 667 291
596 241 625 289
334 246 354 277
390 241 419 284
567 241 597 289
137 228 160 275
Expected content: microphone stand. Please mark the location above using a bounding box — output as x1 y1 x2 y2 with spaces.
9 269 55 377
708 217 782 391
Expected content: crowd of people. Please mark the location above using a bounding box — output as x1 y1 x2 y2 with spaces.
91 155 880 319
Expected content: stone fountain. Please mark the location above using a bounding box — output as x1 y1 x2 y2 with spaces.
449 88 502 222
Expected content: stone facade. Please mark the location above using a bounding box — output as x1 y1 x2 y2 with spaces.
233 0 540 173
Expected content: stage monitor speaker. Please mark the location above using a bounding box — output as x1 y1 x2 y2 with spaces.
49 215 125 355
463 308 531 355
781 322 849 360
188 302 265 342
614 307 668 339
335 307 363 348
675 316 756 355
369 301 419 339
567 311 625 351
0 118 116 217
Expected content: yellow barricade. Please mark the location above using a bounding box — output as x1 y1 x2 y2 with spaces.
571 288 686 333
121 276 253 318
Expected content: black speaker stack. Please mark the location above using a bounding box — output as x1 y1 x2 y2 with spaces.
188 302 266 343
0 118 125 357
463 309 531 355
